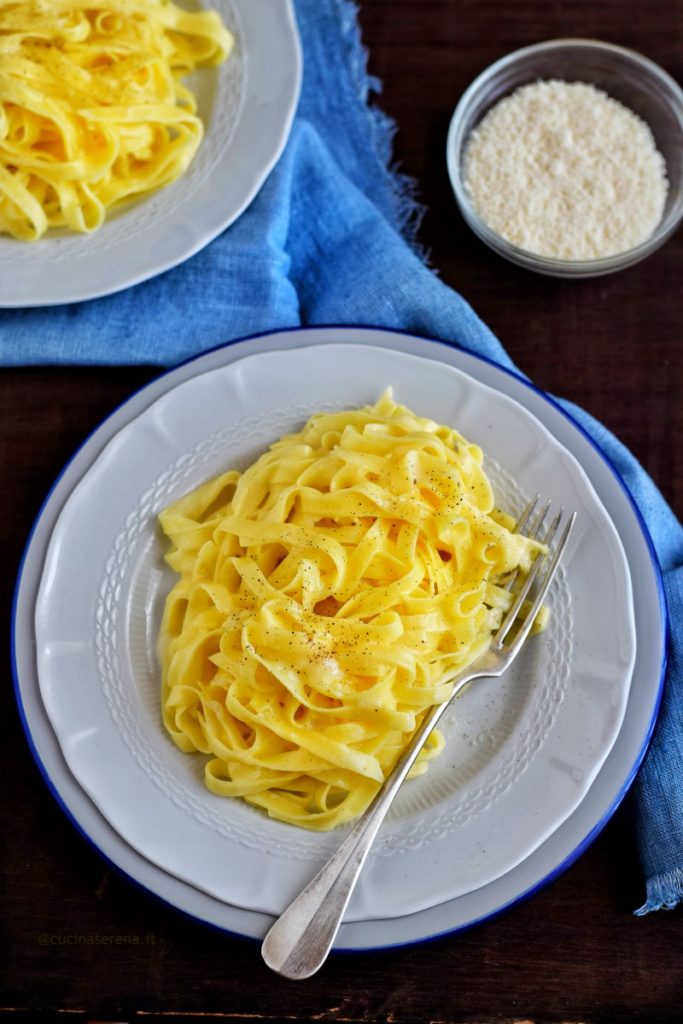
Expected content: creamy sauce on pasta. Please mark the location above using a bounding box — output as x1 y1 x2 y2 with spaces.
158 392 543 830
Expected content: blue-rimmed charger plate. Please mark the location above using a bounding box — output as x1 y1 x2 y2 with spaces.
12 325 665 949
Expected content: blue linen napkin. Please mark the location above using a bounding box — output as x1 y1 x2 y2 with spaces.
3 0 683 913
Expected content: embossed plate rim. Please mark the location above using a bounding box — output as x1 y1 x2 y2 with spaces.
32 341 634 921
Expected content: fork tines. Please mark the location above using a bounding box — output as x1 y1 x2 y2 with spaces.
495 501 575 654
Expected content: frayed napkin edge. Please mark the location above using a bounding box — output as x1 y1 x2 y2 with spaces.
634 866 683 915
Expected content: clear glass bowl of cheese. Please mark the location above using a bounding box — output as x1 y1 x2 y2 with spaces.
447 39 683 278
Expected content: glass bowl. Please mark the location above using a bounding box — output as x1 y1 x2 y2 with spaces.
446 39 683 278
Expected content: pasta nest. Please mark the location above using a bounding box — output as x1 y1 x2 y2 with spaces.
158 392 545 830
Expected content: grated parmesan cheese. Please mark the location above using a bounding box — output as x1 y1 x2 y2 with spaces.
463 80 668 260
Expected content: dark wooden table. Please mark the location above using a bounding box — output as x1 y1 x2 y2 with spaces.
2 2 682 1022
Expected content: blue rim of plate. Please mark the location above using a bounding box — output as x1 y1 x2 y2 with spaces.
11 324 668 952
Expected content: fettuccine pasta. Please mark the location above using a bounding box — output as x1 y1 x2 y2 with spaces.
158 392 545 830
0 0 233 240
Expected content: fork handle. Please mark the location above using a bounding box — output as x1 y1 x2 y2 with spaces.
261 674 477 980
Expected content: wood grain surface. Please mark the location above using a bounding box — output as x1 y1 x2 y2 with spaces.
1 2 681 1022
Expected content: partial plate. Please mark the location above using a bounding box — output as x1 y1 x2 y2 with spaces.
0 0 301 307
32 341 634 922
13 326 664 948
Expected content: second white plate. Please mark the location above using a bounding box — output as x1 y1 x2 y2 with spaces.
34 342 635 921
0 0 301 306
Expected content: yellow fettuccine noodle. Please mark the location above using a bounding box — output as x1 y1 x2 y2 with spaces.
0 0 233 240
158 392 546 830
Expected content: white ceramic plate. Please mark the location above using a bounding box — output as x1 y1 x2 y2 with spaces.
0 0 301 307
13 327 665 948
32 341 635 922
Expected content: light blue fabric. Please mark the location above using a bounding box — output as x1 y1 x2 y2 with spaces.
3 0 682 913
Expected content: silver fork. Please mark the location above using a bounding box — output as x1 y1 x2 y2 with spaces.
261 499 575 979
